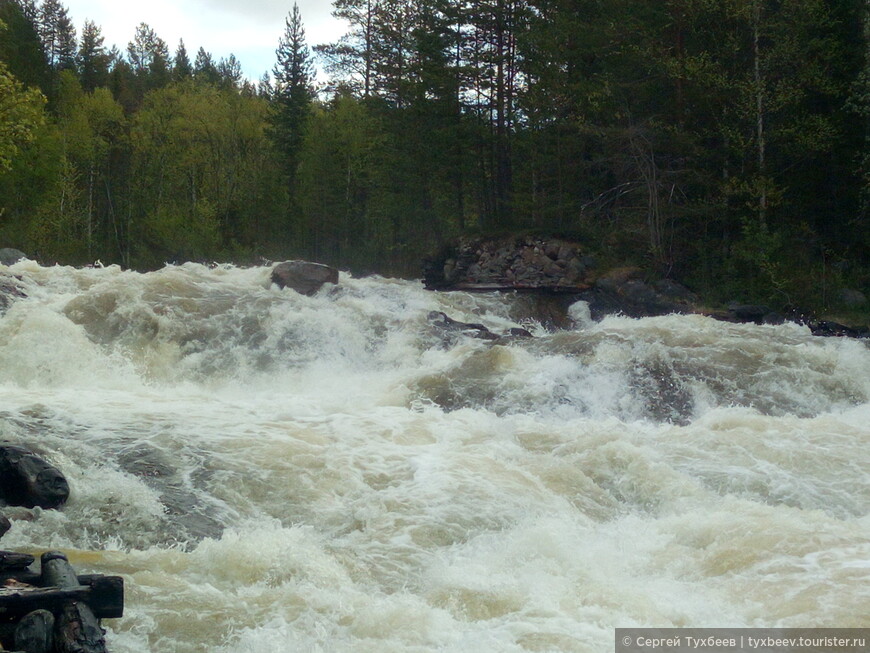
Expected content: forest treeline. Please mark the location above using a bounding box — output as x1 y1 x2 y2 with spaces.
0 0 868 310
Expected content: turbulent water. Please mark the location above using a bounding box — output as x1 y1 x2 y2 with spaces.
0 262 868 652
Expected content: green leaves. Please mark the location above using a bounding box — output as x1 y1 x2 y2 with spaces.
0 59 46 173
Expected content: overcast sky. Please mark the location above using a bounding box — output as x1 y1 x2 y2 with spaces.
62 0 347 81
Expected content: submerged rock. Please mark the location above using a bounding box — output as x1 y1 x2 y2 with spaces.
0 445 69 509
271 261 339 296
0 272 27 313
428 311 500 342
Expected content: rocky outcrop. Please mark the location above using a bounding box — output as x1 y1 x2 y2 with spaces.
0 445 69 510
271 261 339 296
421 236 869 338
0 249 28 266
424 237 698 322
424 235 594 291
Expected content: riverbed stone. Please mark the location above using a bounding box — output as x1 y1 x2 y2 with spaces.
0 445 69 510
0 272 27 313
271 261 339 296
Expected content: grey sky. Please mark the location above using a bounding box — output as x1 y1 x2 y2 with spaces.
62 0 346 80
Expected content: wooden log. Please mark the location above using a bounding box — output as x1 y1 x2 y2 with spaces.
39 552 107 653
55 602 106 653
0 583 122 621
14 609 54 653
1 573 115 591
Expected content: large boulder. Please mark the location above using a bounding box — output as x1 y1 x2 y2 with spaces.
0 248 28 266
271 261 339 296
0 445 69 509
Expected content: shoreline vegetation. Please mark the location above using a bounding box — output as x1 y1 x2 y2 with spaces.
1 0 868 327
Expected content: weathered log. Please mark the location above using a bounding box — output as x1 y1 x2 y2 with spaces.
0 582 122 622
55 601 106 653
14 609 54 653
41 552 107 653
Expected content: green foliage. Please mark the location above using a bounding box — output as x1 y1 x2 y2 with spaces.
0 0 867 311
0 55 46 172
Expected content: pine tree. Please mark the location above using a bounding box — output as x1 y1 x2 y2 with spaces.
127 22 170 89
38 0 76 70
316 0 377 98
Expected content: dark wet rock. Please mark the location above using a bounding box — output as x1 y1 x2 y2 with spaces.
0 248 28 266
505 293 578 330
271 261 339 296
428 311 499 341
0 272 27 313
727 303 771 324
0 550 35 571
629 361 694 425
0 445 69 510
574 268 696 320
116 443 225 541
0 514 9 539
762 312 786 325
505 327 534 338
806 320 870 339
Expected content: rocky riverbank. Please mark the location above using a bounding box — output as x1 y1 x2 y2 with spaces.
423 235 869 338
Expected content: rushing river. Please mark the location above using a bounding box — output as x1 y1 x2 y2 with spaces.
0 262 868 652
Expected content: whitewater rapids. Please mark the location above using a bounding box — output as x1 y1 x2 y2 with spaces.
0 262 867 652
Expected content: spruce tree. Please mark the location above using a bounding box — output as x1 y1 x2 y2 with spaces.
271 3 314 178
217 53 242 89
173 39 192 81
193 47 220 85
78 20 110 91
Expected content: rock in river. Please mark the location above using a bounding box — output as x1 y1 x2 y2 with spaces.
271 261 339 296
0 445 70 509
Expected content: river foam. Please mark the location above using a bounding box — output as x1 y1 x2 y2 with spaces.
1 262 867 651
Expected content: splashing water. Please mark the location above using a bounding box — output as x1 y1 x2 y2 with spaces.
1 262 868 652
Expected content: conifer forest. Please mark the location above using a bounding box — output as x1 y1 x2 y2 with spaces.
1 0 868 312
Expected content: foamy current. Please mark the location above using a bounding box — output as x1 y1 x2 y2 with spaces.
0 262 868 652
